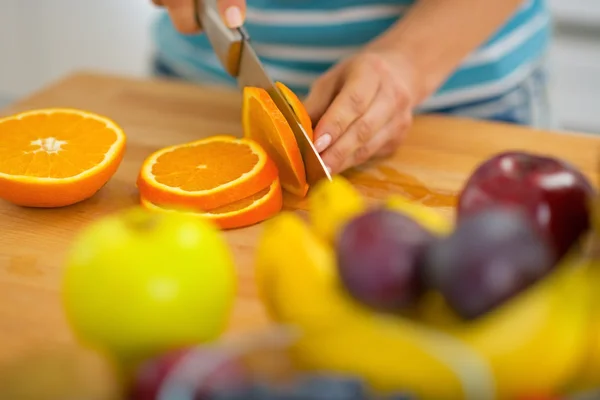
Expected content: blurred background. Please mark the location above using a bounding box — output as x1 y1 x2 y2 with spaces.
0 0 599 133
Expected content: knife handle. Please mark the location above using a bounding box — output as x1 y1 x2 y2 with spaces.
195 0 248 77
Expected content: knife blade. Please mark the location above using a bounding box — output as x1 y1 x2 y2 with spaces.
236 42 332 185
196 0 332 185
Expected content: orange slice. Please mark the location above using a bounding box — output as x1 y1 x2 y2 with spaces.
276 81 314 142
242 86 309 198
140 177 283 230
0 108 126 208
137 135 279 210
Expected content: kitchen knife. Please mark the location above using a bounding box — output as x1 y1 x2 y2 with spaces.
195 0 332 185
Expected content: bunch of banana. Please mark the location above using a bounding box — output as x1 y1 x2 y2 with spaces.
255 176 594 400
567 188 600 392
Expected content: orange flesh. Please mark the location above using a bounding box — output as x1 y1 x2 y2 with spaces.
151 183 272 214
245 93 306 195
209 185 271 214
276 81 314 142
142 178 283 230
0 114 116 178
151 141 260 191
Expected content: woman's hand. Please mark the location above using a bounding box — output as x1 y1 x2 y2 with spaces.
303 0 527 175
304 49 420 175
151 0 246 34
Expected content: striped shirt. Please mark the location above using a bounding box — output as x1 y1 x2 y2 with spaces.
151 0 551 112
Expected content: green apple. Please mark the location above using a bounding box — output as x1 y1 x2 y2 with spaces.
62 207 237 362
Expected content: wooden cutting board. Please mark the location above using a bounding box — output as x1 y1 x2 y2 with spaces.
1 71 600 368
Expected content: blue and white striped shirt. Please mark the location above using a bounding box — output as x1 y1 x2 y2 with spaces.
152 0 551 113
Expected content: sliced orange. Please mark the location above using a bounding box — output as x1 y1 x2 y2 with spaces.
0 108 126 208
276 81 314 142
242 86 309 198
137 135 279 210
140 177 283 230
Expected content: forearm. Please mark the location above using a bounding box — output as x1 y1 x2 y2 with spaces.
371 0 525 103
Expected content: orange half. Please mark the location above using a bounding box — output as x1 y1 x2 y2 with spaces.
0 108 126 208
242 87 309 198
141 178 283 230
137 135 279 210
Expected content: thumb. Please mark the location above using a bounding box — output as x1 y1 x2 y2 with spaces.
216 0 247 28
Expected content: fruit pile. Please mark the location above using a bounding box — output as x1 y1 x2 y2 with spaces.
319 151 594 321
336 150 593 320
130 342 600 400
136 82 315 229
254 151 597 399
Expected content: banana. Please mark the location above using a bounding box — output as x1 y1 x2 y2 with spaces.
308 176 366 244
255 212 592 400
385 194 453 235
256 178 592 399
583 263 600 387
572 188 600 389
563 236 600 391
308 177 452 243
455 255 590 398
256 212 496 400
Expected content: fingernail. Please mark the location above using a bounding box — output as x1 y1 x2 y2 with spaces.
314 134 332 153
326 165 333 175
224 6 243 28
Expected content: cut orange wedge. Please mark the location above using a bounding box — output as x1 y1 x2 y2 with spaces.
242 86 309 198
0 108 126 208
276 81 314 142
137 135 279 210
140 177 283 230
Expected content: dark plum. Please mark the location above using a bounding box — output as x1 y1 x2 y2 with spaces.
423 207 555 320
457 151 595 260
335 208 435 312
130 347 249 400
129 348 190 400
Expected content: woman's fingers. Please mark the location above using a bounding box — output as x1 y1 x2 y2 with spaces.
155 0 247 34
304 62 347 124
306 51 416 172
321 87 392 174
347 114 410 173
216 0 247 28
325 76 413 174
303 68 345 152
311 64 380 157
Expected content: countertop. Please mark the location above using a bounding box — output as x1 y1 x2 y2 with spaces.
1 71 600 369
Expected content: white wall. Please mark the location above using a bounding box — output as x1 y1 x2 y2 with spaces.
0 1 160 100
548 0 600 26
547 0 600 133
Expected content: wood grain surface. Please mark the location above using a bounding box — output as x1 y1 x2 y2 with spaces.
1 71 600 371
